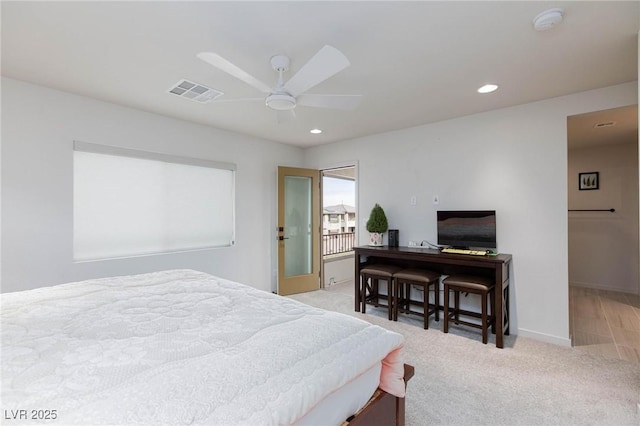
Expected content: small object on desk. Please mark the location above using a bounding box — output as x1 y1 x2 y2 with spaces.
441 248 488 256
388 229 399 247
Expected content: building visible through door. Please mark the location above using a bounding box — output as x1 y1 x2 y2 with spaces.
322 166 357 288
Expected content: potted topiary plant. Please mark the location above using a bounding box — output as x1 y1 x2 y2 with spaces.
366 203 388 246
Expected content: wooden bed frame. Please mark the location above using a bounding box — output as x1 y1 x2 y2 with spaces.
344 364 415 426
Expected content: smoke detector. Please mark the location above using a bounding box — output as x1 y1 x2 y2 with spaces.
533 8 564 31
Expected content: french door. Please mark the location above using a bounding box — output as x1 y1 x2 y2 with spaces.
277 166 321 295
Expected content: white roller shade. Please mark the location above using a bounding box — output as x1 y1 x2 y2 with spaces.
73 142 235 261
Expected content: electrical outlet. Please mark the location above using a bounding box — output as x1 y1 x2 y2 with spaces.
433 195 440 205
410 195 417 205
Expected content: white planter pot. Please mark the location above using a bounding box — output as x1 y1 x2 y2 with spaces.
369 232 384 246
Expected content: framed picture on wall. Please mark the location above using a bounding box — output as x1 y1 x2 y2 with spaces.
579 172 599 190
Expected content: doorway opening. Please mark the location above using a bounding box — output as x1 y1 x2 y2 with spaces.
567 104 639 364
322 165 356 290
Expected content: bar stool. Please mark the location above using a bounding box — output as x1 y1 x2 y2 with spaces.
394 269 440 328
360 264 402 320
443 275 495 344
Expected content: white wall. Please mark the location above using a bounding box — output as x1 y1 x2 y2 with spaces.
304 81 638 346
324 255 354 286
568 142 639 293
3 76 638 347
1 78 304 293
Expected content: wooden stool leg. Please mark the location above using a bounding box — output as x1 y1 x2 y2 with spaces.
422 284 428 330
434 281 440 322
399 283 403 313
481 290 488 344
360 275 366 312
362 276 368 314
454 290 460 324
400 281 407 320
393 278 399 321
490 288 496 334
373 279 380 306
387 279 393 321
402 282 407 313
443 285 449 334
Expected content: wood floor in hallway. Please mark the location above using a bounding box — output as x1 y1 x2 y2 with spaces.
570 286 640 364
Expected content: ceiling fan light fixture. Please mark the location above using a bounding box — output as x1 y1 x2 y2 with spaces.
266 93 296 111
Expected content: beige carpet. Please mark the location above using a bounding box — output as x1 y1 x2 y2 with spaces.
288 283 640 426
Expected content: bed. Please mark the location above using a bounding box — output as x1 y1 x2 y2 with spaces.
1 269 410 425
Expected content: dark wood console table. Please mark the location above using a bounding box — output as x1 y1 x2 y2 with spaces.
354 246 512 348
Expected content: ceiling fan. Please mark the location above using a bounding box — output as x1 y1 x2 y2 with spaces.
197 45 362 114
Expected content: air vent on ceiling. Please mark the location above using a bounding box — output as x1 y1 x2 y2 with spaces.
594 121 616 128
167 79 223 103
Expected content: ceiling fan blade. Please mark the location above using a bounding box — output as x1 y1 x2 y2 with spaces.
284 45 350 97
197 52 272 93
297 94 362 110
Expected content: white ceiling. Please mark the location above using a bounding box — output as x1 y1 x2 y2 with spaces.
568 105 638 149
2 1 638 148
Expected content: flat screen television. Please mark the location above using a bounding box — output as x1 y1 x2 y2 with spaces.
437 210 497 249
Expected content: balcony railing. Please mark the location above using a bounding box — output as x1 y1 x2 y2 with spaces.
323 232 355 256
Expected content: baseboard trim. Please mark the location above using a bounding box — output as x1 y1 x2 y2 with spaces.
517 328 572 347
569 281 639 295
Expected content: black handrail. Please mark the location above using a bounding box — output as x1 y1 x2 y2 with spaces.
568 208 615 212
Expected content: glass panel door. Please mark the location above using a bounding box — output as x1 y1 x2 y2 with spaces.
284 175 312 277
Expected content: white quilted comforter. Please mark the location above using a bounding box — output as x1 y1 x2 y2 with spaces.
1 269 404 425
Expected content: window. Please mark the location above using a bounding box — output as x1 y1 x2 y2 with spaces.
73 141 235 261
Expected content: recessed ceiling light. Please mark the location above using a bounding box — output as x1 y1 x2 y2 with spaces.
310 128 322 134
477 84 498 94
